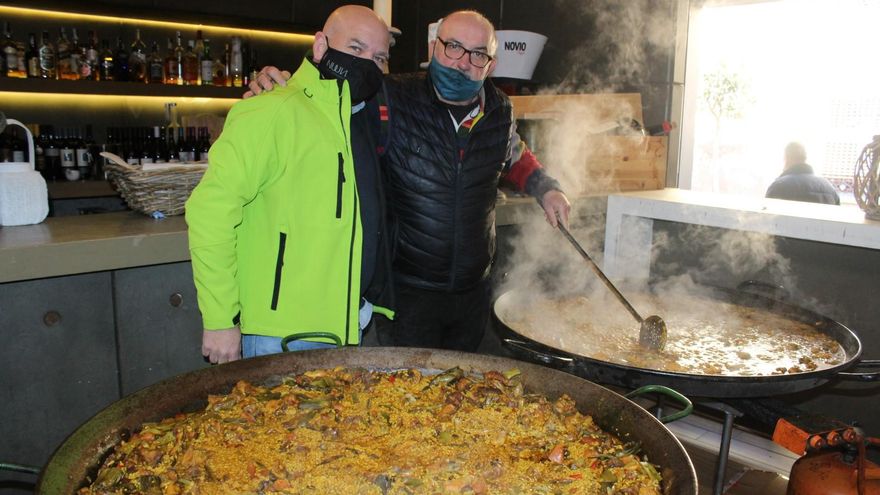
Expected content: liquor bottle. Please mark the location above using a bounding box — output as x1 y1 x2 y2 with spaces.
172 31 184 85
27 124 44 173
197 127 211 161
82 30 98 80
152 126 167 163
193 30 205 85
75 126 92 180
247 46 259 86
123 128 139 165
176 127 188 162
116 128 128 165
163 37 178 85
56 27 74 80
200 39 213 85
60 129 80 181
38 31 56 79
182 39 198 85
4 22 25 78
176 126 188 162
148 41 164 83
166 126 180 163
230 36 243 88
128 28 147 83
113 37 129 82
184 127 198 162
68 28 82 80
84 125 102 179
165 102 181 137
0 131 10 162
26 33 39 78
212 43 227 87
43 126 61 180
240 41 251 86
101 127 119 177
10 127 25 162
140 127 155 164
14 40 26 77
99 39 114 81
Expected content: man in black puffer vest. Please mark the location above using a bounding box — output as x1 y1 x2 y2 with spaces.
246 10 571 352
373 11 570 351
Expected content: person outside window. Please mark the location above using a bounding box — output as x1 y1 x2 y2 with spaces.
765 142 840 205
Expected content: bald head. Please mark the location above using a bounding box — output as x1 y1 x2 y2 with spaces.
784 142 807 170
439 10 497 56
314 5 390 69
429 9 498 94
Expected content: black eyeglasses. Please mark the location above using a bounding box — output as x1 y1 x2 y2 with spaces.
435 37 493 68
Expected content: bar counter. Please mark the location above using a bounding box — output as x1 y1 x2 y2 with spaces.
0 212 190 283
0 195 608 284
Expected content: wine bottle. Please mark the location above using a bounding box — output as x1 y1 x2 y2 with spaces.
99 39 114 81
148 41 164 83
3 22 25 78
113 37 129 82
56 27 74 80
128 28 147 83
38 31 56 79
26 33 39 78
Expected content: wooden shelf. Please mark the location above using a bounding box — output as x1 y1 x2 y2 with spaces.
0 77 244 99
48 180 118 199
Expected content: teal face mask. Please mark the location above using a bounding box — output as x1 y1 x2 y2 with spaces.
428 57 483 102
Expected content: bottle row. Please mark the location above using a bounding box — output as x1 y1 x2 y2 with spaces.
2 22 259 87
1 124 212 182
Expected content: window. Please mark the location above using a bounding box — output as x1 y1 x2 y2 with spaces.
677 0 880 204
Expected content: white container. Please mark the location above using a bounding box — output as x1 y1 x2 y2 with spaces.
491 30 548 80
0 119 49 226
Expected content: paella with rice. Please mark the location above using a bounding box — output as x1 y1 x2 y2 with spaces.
79 366 663 494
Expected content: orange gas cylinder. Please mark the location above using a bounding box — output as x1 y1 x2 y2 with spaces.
787 449 880 495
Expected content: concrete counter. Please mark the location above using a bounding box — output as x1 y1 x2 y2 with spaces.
0 196 609 284
0 212 190 283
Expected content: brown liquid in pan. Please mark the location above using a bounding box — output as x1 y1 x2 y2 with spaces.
500 293 847 376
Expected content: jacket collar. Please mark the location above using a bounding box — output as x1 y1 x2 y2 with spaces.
292 54 351 108
782 163 815 176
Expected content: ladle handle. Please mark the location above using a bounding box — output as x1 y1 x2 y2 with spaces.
556 221 644 324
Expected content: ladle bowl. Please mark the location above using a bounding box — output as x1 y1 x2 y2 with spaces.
554 216 668 351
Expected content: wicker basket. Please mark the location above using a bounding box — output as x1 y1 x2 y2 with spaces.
854 136 880 221
100 152 207 216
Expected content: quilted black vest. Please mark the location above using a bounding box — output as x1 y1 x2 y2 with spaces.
381 72 514 292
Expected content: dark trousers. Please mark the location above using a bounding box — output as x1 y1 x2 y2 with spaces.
375 279 491 352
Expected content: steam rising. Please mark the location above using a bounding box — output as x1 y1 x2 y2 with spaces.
551 0 674 93
515 0 679 194
498 1 806 333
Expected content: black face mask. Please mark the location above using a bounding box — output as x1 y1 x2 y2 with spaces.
317 46 383 104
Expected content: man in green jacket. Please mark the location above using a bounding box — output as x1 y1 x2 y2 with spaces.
186 5 393 364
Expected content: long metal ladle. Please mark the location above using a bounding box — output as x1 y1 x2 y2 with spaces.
555 220 668 351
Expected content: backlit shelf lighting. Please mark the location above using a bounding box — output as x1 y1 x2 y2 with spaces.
0 5 315 44
0 91 237 112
